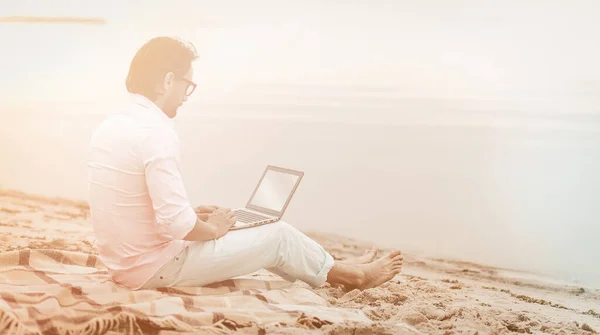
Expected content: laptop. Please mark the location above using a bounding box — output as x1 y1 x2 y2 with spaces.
230 165 304 230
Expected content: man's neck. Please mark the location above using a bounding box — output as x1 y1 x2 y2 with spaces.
151 96 168 114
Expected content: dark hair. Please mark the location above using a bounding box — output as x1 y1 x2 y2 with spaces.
126 36 198 100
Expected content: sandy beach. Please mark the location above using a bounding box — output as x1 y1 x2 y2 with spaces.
0 188 598 334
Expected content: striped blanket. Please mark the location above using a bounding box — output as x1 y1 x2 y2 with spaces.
0 249 374 334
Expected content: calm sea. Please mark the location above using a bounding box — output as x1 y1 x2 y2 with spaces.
1 98 599 288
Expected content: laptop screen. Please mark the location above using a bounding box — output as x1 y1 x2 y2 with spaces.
248 169 301 213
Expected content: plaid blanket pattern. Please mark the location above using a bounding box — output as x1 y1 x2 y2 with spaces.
0 248 372 335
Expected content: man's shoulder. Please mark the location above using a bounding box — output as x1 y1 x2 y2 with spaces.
88 103 179 154
92 105 171 136
141 123 180 149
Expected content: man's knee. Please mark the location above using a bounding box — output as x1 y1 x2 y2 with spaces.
272 220 293 232
264 221 296 239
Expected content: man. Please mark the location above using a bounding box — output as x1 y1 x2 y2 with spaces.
86 36 403 291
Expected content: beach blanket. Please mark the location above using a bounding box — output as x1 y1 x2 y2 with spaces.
0 249 373 335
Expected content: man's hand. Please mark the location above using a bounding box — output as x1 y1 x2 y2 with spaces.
195 205 221 214
196 213 210 221
184 207 236 242
206 208 237 239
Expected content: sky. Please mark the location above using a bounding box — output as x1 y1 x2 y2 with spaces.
1 1 600 286
1 0 599 113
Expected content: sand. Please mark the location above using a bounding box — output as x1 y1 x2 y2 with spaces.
0 188 598 334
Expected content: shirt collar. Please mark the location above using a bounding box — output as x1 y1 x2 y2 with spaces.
129 93 174 128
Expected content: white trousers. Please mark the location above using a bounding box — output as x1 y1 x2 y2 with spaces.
140 221 335 289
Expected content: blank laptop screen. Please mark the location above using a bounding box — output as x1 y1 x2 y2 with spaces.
248 170 300 213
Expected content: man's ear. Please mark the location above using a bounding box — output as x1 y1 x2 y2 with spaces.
160 72 176 93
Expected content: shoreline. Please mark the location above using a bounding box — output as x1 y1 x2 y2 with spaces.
1 187 596 291
1 188 599 334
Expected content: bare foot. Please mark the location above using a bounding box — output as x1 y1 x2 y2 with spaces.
340 247 378 265
354 247 378 264
352 250 403 290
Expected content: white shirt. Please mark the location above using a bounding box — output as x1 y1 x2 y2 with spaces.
86 94 196 289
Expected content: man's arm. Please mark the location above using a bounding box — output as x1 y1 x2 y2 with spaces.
182 217 217 241
142 128 216 241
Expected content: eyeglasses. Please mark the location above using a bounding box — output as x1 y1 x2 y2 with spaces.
179 77 197 97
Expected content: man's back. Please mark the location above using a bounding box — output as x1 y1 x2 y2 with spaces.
86 94 195 289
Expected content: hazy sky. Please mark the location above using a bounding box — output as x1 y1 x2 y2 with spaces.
1 1 600 286
1 0 599 112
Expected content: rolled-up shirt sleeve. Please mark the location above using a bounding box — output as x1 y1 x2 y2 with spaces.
141 127 196 240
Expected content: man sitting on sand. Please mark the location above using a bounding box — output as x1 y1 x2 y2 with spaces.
86 36 403 291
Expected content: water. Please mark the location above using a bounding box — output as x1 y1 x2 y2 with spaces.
1 101 599 288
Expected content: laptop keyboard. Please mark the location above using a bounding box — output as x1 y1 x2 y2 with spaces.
232 209 273 223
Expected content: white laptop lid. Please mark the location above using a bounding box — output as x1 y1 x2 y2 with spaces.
245 165 304 217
